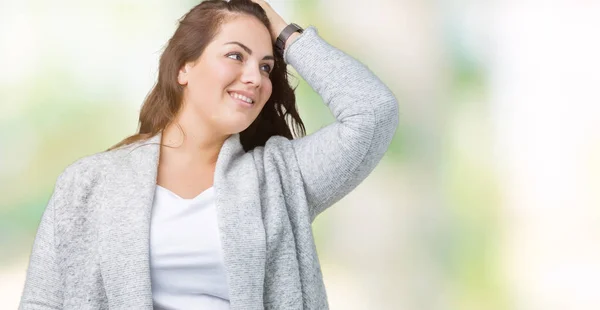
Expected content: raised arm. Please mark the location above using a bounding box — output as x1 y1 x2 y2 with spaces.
284 27 399 221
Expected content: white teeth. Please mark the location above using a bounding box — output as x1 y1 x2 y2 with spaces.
230 92 253 104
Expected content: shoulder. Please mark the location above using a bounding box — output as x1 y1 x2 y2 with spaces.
48 139 155 216
55 140 145 188
250 135 294 159
249 135 300 175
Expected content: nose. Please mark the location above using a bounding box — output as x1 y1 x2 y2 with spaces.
240 63 261 88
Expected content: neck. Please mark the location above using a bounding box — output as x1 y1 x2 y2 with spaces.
159 116 228 168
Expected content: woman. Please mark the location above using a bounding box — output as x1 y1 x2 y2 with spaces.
19 0 399 309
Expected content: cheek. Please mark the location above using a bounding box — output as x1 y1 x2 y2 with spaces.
260 79 273 104
187 63 233 102
211 62 238 86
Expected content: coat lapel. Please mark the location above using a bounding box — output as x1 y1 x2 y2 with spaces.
98 133 161 309
214 134 266 309
98 133 267 309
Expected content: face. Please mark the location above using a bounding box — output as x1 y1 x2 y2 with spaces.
177 15 274 136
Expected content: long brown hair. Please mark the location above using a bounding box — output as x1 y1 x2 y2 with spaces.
109 0 305 152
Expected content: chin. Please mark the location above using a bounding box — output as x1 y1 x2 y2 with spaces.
221 119 255 135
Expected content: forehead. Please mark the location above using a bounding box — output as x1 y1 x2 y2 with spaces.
211 15 272 52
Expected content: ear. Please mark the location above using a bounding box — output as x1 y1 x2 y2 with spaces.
178 63 191 85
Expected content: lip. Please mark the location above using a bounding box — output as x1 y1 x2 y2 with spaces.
228 90 257 103
229 92 254 108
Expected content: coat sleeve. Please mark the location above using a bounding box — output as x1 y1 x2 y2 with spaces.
19 174 67 309
283 26 400 221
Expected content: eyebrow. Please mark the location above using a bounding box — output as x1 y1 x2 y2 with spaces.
224 41 274 61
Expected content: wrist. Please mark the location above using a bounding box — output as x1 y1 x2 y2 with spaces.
285 32 301 50
274 23 304 55
273 22 288 39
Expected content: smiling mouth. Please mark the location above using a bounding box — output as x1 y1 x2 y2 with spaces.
228 92 254 108
228 91 255 103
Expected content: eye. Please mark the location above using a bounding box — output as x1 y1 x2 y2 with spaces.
227 52 272 74
226 52 243 61
261 64 272 74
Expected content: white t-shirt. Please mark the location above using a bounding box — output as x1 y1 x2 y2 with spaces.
150 185 230 310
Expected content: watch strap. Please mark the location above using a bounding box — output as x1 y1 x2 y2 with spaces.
275 23 304 55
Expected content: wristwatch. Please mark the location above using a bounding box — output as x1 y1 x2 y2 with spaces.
275 23 304 55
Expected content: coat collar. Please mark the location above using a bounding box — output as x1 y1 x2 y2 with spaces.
97 132 266 309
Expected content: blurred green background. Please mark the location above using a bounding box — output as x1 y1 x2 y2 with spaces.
2 0 600 309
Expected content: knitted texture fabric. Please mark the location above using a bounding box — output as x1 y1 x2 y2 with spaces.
20 26 399 309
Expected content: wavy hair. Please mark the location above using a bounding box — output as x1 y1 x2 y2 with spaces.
109 0 305 152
